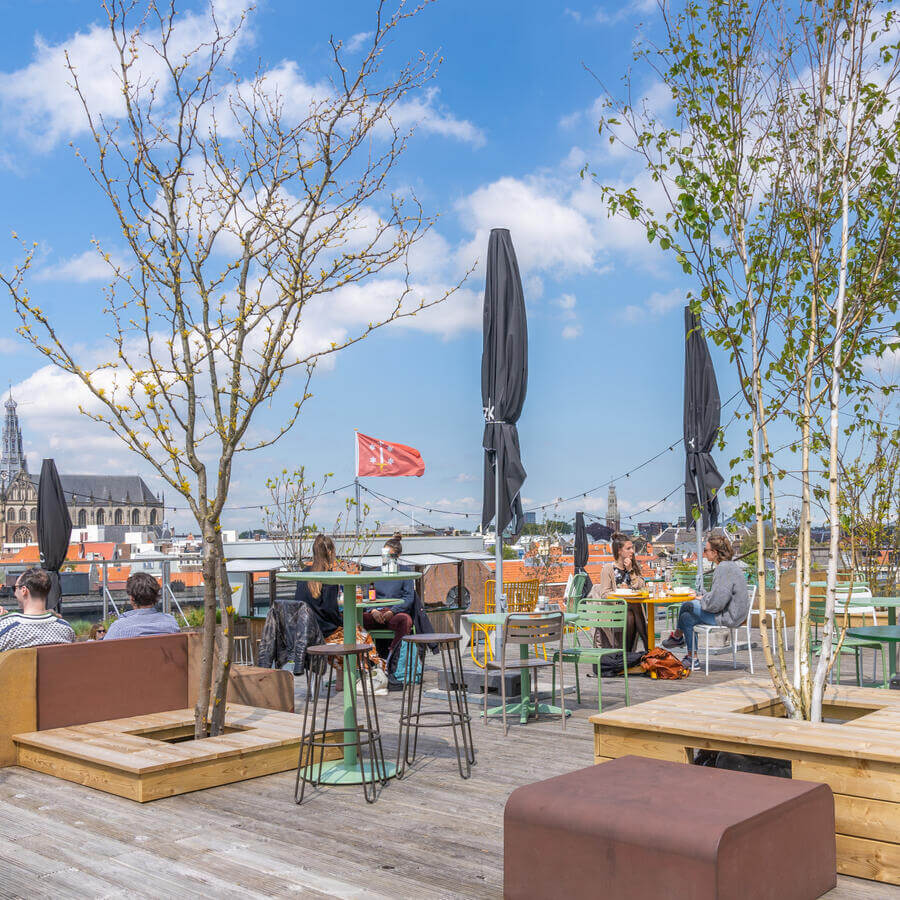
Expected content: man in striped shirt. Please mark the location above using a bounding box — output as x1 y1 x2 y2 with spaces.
0 568 75 651
104 572 180 640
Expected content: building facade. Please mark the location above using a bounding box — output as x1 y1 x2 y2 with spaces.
606 482 620 533
0 394 164 544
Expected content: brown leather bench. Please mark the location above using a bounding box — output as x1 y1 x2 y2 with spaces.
0 632 293 765
504 755 836 900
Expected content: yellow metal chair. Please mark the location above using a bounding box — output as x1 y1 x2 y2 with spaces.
471 579 540 669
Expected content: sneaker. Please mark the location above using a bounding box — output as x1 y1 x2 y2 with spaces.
661 633 685 650
387 677 404 693
681 655 699 671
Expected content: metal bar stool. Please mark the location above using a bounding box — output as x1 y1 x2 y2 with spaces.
396 633 475 780
295 643 389 804
233 635 254 666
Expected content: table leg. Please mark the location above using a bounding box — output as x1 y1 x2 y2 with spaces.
646 601 656 652
482 641 571 722
342 584 358 767
310 582 397 784
891 607 897 678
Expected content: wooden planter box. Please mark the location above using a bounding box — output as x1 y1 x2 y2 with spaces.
590 678 900 885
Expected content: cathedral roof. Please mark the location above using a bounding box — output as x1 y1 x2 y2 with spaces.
24 474 162 506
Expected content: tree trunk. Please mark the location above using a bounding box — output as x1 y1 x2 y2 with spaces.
193 528 219 738
812 88 856 722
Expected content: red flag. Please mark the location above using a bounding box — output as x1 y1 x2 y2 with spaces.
356 431 425 477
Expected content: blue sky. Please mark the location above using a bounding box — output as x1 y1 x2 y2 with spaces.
0 0 753 533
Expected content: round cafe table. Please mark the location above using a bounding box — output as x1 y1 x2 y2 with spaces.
845 624 900 679
463 612 579 724
277 569 420 784
604 591 695 652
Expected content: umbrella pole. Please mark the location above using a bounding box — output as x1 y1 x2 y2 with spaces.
694 474 704 593
494 450 504 609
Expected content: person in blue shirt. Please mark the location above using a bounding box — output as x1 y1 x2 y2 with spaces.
363 533 415 689
104 572 180 640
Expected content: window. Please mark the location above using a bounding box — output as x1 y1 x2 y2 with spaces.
78 509 87 528
131 509 140 525
19 508 27 522
30 508 37 522
150 509 157 526
114 508 124 525
96 509 105 526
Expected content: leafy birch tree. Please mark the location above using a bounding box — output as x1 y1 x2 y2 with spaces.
2 0 461 736
591 0 900 719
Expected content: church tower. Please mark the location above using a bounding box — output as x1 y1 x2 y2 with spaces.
1 392 27 491
606 481 620 533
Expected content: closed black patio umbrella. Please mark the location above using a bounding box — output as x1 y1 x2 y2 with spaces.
683 307 724 590
574 511 592 598
37 458 72 614
481 228 528 610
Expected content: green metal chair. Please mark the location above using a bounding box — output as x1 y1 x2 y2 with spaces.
808 599 889 687
563 573 592 647
552 598 630 713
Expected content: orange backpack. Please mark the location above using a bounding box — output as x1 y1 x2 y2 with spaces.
640 647 690 679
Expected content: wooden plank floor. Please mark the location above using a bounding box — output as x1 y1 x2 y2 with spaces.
0 635 896 898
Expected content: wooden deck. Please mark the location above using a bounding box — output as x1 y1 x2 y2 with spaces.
0 637 896 898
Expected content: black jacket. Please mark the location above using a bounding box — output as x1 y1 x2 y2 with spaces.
257 599 325 675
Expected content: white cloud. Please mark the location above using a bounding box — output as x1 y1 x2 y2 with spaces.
35 249 123 283
562 324 583 340
456 177 599 275
344 31 373 53
0 337 21 353
618 288 683 323
455 472 477 483
554 293 577 319
0 2 248 153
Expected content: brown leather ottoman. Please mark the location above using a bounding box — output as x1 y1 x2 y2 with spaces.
504 755 836 900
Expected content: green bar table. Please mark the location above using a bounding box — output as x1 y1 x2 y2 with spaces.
277 570 420 784
463 612 578 724
847 597 900 677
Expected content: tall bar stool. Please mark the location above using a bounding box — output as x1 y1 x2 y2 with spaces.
295 644 388 804
396 633 475 780
233 635 254 666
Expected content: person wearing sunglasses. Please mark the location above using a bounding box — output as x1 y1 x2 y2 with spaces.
0 568 75 651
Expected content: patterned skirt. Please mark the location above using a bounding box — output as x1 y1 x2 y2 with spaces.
323 626 385 671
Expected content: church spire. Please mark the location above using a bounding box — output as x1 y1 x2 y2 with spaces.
606 481 620 533
1 389 28 490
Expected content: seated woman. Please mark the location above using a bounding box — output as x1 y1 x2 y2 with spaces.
661 534 750 669
302 534 386 688
258 534 384 688
589 532 648 652
364 533 415 689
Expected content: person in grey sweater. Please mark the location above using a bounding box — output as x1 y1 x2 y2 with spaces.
661 534 750 669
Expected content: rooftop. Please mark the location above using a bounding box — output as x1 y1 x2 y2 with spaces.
0 646 890 898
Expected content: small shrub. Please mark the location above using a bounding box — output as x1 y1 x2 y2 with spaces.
69 619 93 637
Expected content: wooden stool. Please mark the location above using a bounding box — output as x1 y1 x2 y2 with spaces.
295 644 388 804
233 636 253 666
396 633 475 780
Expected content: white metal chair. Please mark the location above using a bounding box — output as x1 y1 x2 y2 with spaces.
746 585 790 651
692 586 755 676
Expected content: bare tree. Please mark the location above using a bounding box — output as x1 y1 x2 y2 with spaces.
2 0 462 736
264 468 335 571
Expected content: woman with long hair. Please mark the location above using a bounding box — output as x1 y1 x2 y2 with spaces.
588 532 648 652
662 533 749 669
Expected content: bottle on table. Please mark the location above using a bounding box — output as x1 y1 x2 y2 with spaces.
381 547 391 572
368 585 377 602
356 584 363 602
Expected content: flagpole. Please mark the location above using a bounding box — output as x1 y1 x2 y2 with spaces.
354 430 360 543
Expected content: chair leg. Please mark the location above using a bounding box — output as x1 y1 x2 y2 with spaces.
558 650 565 732
482 659 488 723
623 652 630 706
732 629 738 670
574 661 581 704
855 648 862 687
500 658 508 736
